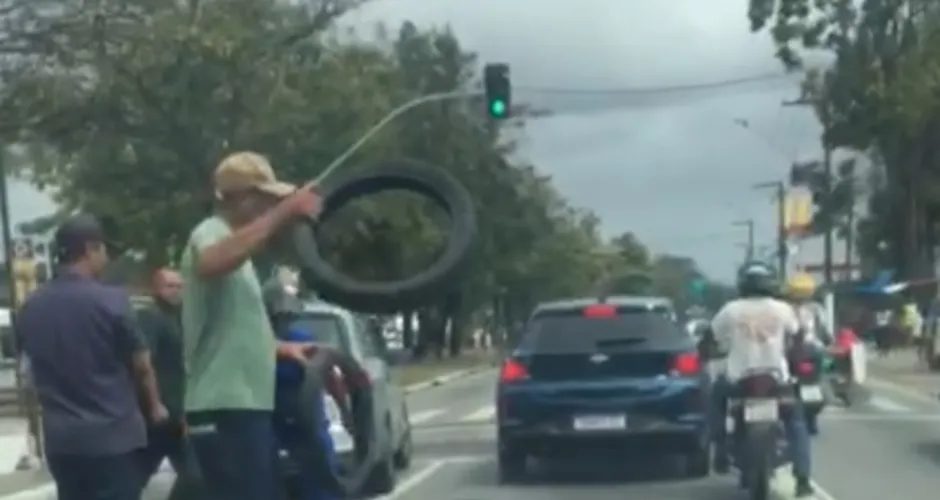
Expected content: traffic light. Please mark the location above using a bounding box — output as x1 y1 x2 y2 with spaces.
483 63 511 119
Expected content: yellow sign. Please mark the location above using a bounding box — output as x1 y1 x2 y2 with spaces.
784 187 813 236
12 258 38 309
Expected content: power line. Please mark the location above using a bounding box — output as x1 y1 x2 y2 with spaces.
516 71 797 96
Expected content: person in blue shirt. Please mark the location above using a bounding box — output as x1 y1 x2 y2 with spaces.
275 320 344 500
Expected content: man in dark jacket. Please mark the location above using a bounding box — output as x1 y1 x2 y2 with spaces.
136 268 193 490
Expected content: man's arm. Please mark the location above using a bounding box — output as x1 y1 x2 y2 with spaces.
195 203 294 279
108 291 164 419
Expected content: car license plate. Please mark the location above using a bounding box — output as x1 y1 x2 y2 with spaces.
573 415 626 431
743 399 778 422
800 385 824 402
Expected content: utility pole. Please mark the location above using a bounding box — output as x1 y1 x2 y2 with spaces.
783 96 834 285
733 219 755 260
754 180 787 279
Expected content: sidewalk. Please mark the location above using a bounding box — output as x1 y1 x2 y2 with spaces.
0 419 26 476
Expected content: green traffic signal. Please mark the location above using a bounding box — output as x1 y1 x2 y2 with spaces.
483 62 511 120
490 99 507 117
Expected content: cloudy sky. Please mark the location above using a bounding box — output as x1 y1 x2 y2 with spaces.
9 0 848 280
346 0 849 280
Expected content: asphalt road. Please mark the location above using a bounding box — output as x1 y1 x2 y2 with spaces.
139 369 940 500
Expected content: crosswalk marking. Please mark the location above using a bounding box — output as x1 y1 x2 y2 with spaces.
410 409 446 424
410 394 923 427
460 405 496 423
867 395 911 413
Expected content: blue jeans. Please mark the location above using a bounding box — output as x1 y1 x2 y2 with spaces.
47 451 141 500
186 410 281 500
711 376 811 478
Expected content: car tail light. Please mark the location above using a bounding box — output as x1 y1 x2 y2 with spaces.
797 361 814 376
500 358 529 383
672 352 700 376
583 304 617 318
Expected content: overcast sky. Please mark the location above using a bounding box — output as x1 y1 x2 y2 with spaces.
348 0 846 280
8 0 848 280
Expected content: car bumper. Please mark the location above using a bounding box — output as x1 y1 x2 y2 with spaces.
498 416 708 457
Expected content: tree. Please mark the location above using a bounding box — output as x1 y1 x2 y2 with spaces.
747 0 940 284
2 0 393 266
2 0 625 361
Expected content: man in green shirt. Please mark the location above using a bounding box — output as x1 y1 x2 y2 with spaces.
181 151 321 500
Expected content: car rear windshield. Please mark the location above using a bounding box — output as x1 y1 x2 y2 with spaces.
521 305 682 354
288 313 351 354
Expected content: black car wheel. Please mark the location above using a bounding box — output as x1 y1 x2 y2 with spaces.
361 419 397 495
394 406 414 470
683 441 711 478
497 447 527 484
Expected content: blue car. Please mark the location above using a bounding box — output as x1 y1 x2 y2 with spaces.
495 296 710 482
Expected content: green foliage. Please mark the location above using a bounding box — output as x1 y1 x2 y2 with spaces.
748 0 940 280
0 0 730 346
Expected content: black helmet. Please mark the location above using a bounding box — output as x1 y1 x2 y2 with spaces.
736 261 779 298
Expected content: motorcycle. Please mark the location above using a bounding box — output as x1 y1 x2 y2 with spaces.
727 373 797 500
792 352 827 435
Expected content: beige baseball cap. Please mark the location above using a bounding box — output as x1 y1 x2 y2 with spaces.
213 151 296 198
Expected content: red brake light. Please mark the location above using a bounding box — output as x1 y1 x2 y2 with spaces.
500 359 529 383
797 361 814 375
672 352 700 376
583 304 617 318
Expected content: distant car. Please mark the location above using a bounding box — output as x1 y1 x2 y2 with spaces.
495 295 710 482
290 301 414 494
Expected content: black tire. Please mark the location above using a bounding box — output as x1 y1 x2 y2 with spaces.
294 161 477 313
296 350 379 497
362 419 397 495
683 442 710 478
745 430 772 500
497 447 527 484
394 405 414 470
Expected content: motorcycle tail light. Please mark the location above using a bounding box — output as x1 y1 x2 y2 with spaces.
797 361 814 376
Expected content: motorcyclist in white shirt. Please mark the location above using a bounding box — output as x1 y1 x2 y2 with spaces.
708 261 814 497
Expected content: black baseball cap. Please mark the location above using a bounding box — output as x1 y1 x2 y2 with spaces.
53 214 107 262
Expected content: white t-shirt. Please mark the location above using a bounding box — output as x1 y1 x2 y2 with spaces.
710 297 801 382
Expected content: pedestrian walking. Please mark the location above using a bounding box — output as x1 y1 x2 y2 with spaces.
136 268 200 496
17 214 167 500
181 151 322 500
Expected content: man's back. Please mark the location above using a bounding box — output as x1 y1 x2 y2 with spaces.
711 296 799 381
19 274 145 455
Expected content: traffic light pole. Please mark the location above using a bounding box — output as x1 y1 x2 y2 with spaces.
313 90 483 184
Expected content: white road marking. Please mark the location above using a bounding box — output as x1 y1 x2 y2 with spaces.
772 469 838 500
374 460 448 500
867 377 937 404
460 405 496 423
410 409 446 425
867 395 911 413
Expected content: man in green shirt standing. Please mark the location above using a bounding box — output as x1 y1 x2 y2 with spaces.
181 151 321 500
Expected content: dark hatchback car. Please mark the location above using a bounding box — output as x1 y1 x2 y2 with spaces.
495 296 710 482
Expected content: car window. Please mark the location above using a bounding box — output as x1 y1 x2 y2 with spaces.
353 318 380 357
521 305 684 354
288 313 351 355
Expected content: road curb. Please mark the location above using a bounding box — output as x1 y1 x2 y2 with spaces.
403 365 493 394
